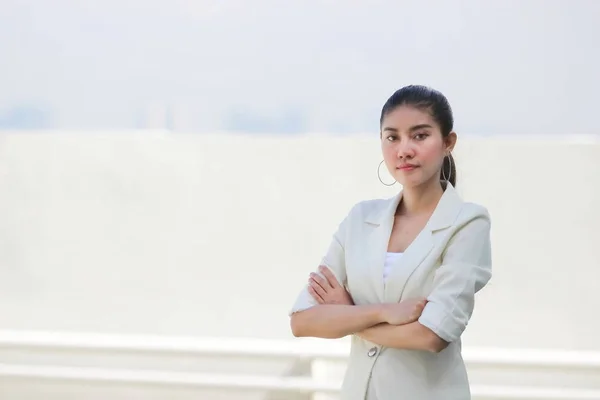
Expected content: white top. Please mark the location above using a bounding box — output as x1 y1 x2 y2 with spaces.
383 252 403 281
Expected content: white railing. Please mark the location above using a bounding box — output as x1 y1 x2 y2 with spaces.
1 330 600 399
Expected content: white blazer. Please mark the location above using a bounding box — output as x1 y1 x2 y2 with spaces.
290 184 492 400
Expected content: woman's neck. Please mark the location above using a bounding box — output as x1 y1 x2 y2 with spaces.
397 179 444 216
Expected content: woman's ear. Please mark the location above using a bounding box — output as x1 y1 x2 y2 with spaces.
445 131 457 153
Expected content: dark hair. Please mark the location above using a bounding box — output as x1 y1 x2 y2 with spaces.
379 85 456 187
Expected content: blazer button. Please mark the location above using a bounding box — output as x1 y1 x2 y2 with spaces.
367 347 378 357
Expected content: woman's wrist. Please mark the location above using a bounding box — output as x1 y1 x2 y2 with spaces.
366 303 388 325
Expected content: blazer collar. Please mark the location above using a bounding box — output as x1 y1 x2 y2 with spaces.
365 183 463 231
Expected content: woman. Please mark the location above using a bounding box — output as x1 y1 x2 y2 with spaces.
289 85 492 399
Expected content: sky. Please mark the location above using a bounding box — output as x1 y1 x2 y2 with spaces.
1 0 599 134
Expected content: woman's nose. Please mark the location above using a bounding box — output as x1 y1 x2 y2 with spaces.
396 141 414 159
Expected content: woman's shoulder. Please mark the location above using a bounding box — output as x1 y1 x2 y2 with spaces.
455 201 491 227
352 197 391 212
342 196 395 223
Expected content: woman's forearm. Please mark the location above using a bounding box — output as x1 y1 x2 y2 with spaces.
357 322 448 352
291 304 384 339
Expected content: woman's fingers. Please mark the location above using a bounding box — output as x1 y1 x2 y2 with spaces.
307 266 345 305
308 285 324 304
310 272 330 293
319 265 339 288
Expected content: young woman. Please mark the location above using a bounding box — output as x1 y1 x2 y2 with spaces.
289 85 492 400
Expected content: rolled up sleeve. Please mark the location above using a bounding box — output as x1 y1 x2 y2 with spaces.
418 213 492 343
288 207 353 316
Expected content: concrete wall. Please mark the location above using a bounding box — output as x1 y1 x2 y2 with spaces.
0 131 598 350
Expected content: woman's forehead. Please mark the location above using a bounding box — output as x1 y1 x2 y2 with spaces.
382 105 437 130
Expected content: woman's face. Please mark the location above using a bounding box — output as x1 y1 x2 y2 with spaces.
380 105 455 188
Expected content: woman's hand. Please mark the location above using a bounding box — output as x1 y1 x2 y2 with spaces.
308 265 354 305
307 265 426 325
380 298 428 325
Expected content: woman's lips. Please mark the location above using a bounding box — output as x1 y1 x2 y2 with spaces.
398 165 418 171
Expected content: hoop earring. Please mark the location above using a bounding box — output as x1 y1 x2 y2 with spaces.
377 160 396 186
441 154 453 184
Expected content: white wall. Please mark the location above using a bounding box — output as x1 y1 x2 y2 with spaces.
0 131 598 351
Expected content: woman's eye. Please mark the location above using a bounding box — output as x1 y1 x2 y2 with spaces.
414 132 429 140
386 135 396 142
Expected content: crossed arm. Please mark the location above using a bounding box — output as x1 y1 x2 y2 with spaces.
290 266 447 353
290 215 492 353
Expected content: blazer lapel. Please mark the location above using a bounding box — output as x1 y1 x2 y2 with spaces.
365 184 465 304
363 191 403 302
